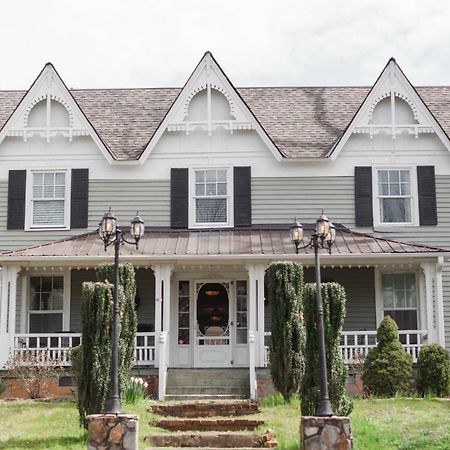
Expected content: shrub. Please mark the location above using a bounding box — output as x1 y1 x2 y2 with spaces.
0 375 6 396
362 316 413 397
73 263 137 427
124 377 148 404
5 351 60 399
301 282 353 416
417 344 450 397
267 261 305 402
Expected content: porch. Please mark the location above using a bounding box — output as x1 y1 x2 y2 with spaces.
0 225 447 399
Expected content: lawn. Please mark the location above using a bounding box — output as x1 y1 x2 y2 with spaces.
0 397 449 449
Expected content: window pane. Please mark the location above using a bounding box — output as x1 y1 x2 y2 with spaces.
55 185 65 197
55 172 65 184
400 170 410 182
195 183 205 196
33 172 43 184
33 200 65 225
383 288 394 308
217 170 227 182
179 297 189 313
33 185 43 198
236 329 247 344
29 313 63 333
30 293 41 310
51 290 64 310
196 198 227 223
217 183 227 195
179 313 190 328
400 183 411 195
379 170 389 183
390 171 400 183
178 329 190 345
195 170 205 182
385 310 417 331
205 183 216 196
43 184 55 198
380 183 390 195
389 183 400 196
205 170 216 182
44 172 55 186
380 198 411 223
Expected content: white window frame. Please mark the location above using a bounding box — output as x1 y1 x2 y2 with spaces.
188 166 234 228
374 268 422 330
26 271 71 333
373 166 419 228
25 168 71 231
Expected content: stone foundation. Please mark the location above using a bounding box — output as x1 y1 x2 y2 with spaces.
301 416 352 450
87 414 139 450
256 368 276 399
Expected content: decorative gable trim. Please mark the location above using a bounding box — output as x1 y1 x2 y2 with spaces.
0 63 114 163
139 51 284 162
327 58 450 160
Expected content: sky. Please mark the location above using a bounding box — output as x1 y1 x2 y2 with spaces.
1 0 450 90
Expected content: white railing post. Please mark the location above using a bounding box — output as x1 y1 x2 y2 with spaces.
158 331 167 401
249 330 257 400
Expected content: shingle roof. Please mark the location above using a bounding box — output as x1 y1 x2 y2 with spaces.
0 225 446 260
1 86 450 160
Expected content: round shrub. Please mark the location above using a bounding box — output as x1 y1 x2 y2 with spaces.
417 344 450 397
362 316 413 397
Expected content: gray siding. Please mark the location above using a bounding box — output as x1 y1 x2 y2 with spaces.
264 267 376 333
0 179 170 251
70 268 155 332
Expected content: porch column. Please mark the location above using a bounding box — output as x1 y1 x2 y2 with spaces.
0 266 20 368
151 264 173 400
435 257 446 347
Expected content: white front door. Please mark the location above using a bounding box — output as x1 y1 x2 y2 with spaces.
194 282 233 367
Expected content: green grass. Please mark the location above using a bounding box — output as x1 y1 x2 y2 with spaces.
0 397 449 449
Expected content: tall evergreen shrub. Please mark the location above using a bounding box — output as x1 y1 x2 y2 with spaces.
301 282 353 416
362 316 413 397
267 261 305 401
73 263 137 427
417 344 450 397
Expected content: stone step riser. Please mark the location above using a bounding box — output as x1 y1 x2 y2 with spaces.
149 401 260 418
167 379 249 388
164 395 248 402
166 387 250 395
154 418 265 432
145 432 262 448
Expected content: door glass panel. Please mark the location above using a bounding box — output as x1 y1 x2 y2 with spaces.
178 281 190 345
236 280 248 344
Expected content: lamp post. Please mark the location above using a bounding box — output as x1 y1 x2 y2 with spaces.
98 209 145 414
290 214 336 417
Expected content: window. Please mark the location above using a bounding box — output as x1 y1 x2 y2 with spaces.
381 272 418 333
375 168 418 226
190 168 232 227
28 276 64 333
26 170 70 229
236 280 248 344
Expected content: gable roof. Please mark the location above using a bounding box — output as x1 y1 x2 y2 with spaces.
2 63 450 160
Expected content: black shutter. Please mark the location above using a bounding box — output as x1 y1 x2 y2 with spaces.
355 166 373 227
7 170 26 230
171 168 188 228
71 169 89 229
417 166 437 226
234 166 251 227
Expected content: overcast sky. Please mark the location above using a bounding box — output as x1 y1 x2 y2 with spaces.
1 0 450 89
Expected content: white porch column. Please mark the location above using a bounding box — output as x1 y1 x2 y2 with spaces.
0 266 20 368
151 264 173 399
435 257 446 347
421 262 436 343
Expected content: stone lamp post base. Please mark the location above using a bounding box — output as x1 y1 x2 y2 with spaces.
87 414 139 450
300 416 352 450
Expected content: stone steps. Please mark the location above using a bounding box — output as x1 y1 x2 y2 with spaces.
149 400 260 417
166 387 250 396
155 417 265 431
165 394 247 401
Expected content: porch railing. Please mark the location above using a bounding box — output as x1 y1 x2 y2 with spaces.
263 329 428 367
12 332 156 367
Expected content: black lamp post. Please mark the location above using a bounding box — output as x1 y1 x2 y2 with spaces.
98 209 145 414
290 214 336 417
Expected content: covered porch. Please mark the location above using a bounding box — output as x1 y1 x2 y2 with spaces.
0 225 447 399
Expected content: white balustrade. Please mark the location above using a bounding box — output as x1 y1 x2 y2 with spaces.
263 329 428 367
12 332 156 367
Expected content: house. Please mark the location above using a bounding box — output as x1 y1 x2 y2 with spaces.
0 52 449 400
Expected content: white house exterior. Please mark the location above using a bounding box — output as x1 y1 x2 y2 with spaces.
0 53 449 399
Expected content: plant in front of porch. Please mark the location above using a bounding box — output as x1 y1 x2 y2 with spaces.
267 261 305 402
301 282 353 416
73 263 137 427
416 343 450 397
362 315 413 397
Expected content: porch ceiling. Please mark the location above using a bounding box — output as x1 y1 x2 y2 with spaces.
0 225 447 262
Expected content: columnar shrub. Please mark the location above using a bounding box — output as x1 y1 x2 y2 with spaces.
74 263 137 427
417 343 450 397
301 282 353 416
267 261 305 401
362 316 413 397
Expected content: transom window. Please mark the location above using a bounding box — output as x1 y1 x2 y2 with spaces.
28 276 64 333
27 170 70 229
377 169 413 224
191 168 232 227
381 272 418 334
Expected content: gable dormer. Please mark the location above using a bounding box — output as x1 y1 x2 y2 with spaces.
329 58 450 159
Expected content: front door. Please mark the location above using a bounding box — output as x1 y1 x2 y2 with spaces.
194 282 232 367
